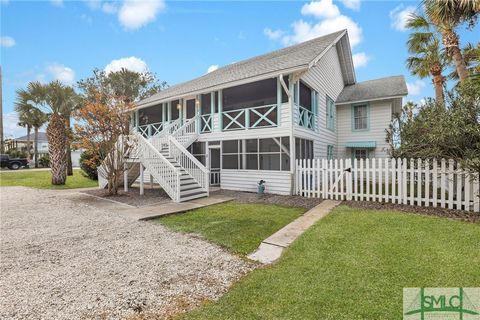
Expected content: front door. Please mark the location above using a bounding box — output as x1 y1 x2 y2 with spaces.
209 147 220 186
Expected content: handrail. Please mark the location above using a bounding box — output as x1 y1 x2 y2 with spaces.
168 135 209 193
134 132 181 201
150 117 183 151
171 114 200 148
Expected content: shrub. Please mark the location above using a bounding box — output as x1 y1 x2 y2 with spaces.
80 150 101 180
6 149 28 159
39 154 50 167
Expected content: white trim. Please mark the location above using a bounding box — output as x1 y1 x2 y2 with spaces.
335 95 406 105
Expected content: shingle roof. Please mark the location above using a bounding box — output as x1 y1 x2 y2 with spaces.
15 132 48 142
336 75 408 104
138 30 347 107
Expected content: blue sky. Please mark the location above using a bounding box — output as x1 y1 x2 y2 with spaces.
1 0 478 138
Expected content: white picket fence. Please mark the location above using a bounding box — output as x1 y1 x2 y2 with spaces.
295 158 480 212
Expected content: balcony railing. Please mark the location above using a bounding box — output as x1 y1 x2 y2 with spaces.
295 104 317 131
222 104 278 131
137 121 165 138
200 114 213 133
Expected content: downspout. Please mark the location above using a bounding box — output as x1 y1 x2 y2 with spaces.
279 73 295 195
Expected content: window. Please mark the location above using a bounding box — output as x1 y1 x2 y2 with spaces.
327 145 334 160
326 96 335 131
353 104 368 130
138 104 163 125
354 149 368 160
295 138 314 160
222 137 290 171
187 142 206 165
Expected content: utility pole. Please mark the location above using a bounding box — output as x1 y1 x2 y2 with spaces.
0 65 4 154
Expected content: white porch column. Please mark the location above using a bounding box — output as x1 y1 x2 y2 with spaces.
140 164 144 195
124 163 128 192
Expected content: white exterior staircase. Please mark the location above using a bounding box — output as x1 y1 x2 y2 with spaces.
97 115 209 202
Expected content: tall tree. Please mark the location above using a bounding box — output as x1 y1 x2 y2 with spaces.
17 114 32 158
423 0 479 81
406 15 449 104
19 81 79 185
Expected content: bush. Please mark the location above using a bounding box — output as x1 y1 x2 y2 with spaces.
6 149 28 159
39 154 50 167
80 150 101 180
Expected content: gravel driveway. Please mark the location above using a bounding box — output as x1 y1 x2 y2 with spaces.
0 187 253 319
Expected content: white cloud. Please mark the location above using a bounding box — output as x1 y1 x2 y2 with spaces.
102 2 117 14
406 80 426 96
118 0 166 30
1 36 16 48
45 63 75 85
390 4 416 31
264 28 284 40
340 0 360 11
207 65 219 73
272 0 362 48
352 52 369 68
3 112 25 139
301 0 340 19
85 0 101 10
104 56 148 74
50 0 63 7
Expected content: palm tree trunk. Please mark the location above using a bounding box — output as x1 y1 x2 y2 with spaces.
47 113 67 185
432 72 444 106
66 116 73 176
443 30 469 82
34 127 39 168
26 126 31 159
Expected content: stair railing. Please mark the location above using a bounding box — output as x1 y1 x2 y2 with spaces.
149 117 183 151
134 132 181 202
168 135 209 194
171 114 200 148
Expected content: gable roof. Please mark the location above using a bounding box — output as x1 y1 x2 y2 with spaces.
138 30 352 108
336 75 408 104
15 132 48 142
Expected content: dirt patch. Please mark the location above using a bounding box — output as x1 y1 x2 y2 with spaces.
212 189 322 210
343 200 480 223
83 186 171 207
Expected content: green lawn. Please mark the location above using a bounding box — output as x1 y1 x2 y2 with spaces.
0 169 97 189
178 205 480 320
155 202 305 255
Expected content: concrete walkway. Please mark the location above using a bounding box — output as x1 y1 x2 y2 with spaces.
115 195 234 220
248 200 341 264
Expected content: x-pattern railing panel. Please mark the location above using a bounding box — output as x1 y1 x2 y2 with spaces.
222 104 278 131
201 114 212 133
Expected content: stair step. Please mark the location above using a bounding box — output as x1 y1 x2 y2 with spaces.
181 184 202 192
180 191 208 202
180 187 204 196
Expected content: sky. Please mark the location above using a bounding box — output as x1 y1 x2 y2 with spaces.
1 0 479 138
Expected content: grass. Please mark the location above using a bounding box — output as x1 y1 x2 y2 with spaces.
179 205 480 320
0 169 97 189
155 202 305 255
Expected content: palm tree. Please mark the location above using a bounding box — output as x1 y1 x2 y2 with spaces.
17 115 32 158
19 81 78 185
422 0 479 82
406 14 449 104
31 109 48 168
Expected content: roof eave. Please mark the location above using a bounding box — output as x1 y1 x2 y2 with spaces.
134 65 309 111
336 95 406 105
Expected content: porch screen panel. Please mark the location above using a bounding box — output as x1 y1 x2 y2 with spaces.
138 104 162 125
299 81 312 111
171 100 180 120
186 99 196 118
222 78 277 111
201 94 211 114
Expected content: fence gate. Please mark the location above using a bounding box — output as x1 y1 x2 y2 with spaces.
295 158 480 213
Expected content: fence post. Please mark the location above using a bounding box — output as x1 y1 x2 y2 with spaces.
378 158 382 202
417 158 422 206
316 159 321 198
448 159 454 209
372 158 376 202
384 158 389 203
425 159 430 207
456 161 462 210
473 172 479 212
346 158 352 200
440 158 446 208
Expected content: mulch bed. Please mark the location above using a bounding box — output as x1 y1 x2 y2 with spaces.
211 189 322 210
84 187 171 207
343 200 480 223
